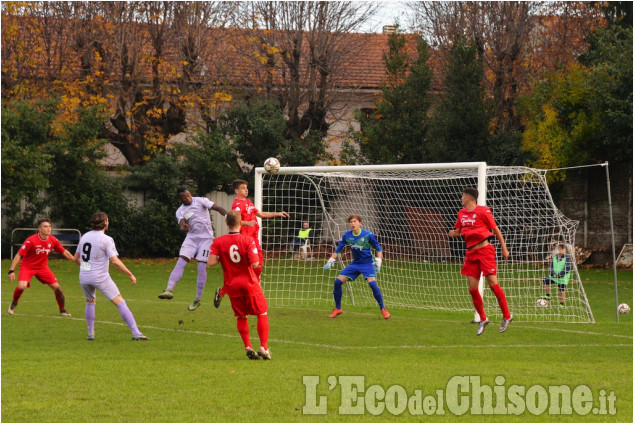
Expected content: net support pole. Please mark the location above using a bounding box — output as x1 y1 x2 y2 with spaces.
254 170 263 245
475 162 488 322
604 162 620 323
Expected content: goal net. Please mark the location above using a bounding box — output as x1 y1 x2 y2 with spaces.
255 162 594 323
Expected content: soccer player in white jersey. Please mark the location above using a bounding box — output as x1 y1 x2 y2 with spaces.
158 188 227 311
74 212 149 341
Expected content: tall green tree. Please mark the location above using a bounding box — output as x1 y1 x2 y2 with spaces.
219 99 287 169
176 129 243 195
428 36 491 163
1 100 55 225
343 33 433 164
520 24 632 168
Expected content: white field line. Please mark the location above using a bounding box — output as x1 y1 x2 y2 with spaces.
8 313 633 350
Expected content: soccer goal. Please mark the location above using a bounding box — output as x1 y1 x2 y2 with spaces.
254 162 594 323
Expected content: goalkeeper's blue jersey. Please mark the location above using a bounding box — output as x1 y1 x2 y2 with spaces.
335 229 382 265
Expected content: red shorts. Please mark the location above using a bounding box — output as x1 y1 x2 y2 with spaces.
17 267 58 287
461 244 497 279
229 287 268 317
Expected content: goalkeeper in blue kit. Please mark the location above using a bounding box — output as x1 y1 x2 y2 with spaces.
324 214 390 319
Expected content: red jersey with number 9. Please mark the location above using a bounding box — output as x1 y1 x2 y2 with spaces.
210 233 260 297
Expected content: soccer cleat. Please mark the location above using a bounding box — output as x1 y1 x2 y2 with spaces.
187 298 201 311
213 288 222 308
132 334 150 341
328 308 343 318
158 289 174 299
476 318 489 336
246 347 260 360
381 309 391 319
87 334 95 341
258 347 272 360
60 310 71 317
7 302 17 315
499 315 513 333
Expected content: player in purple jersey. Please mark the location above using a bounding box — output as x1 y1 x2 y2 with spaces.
74 212 148 341
323 215 390 320
158 188 227 311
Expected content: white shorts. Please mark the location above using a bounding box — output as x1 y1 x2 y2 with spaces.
179 236 214 262
81 277 121 301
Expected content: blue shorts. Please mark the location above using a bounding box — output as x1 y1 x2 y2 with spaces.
340 262 376 281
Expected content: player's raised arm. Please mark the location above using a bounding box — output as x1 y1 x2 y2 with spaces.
212 203 228 216
256 210 290 219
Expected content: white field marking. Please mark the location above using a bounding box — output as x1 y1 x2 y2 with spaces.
513 324 633 339
9 313 633 350
9 300 633 340
232 305 634 340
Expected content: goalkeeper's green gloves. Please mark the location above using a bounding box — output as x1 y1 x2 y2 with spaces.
324 258 335 270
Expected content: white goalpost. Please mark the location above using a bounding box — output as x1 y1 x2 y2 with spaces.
254 162 594 323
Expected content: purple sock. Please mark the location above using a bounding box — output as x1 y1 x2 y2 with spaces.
196 261 207 299
117 300 141 336
85 302 96 336
167 257 188 291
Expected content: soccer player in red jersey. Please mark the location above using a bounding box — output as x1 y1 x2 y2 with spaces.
213 179 289 307
208 210 272 360
449 188 513 335
7 218 76 316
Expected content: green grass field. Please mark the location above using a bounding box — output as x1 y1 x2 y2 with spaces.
2 258 632 422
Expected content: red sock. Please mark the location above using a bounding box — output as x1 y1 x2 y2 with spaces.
469 288 487 322
490 284 511 320
13 287 24 304
236 317 251 349
54 289 66 310
257 314 269 350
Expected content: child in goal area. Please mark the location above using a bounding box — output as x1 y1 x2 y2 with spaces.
541 243 572 306
324 214 390 320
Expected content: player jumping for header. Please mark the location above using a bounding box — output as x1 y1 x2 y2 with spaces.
213 179 289 308
158 188 227 311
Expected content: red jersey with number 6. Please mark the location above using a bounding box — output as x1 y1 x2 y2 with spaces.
17 234 65 270
454 205 498 249
210 233 260 297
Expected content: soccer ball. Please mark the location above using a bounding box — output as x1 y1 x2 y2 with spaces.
617 303 630 314
264 157 280 174
536 298 548 307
